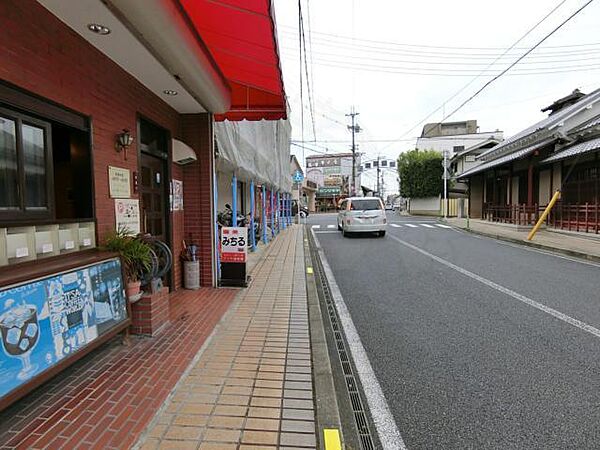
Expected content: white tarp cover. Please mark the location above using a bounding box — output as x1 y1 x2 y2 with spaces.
214 119 292 192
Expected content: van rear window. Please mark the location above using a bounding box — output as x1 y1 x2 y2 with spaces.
350 199 382 210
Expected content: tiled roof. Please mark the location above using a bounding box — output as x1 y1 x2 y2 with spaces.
457 138 554 179
541 136 600 164
478 88 600 161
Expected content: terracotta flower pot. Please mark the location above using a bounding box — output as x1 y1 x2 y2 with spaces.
126 280 141 299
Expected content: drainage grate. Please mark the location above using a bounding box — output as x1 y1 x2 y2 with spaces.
309 232 376 450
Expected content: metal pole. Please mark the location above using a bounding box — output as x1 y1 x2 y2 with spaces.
270 189 275 237
280 191 285 230
262 185 268 244
231 174 237 227
443 150 448 219
214 169 220 280
250 180 256 251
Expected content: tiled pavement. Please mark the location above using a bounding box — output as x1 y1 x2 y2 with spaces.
136 225 317 450
0 287 237 450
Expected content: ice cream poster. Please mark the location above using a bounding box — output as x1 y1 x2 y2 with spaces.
0 259 127 399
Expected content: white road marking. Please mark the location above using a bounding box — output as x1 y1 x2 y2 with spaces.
311 225 321 229
405 224 418 228
327 224 336 229
312 230 407 450
390 224 402 228
435 224 452 229
314 230 339 234
420 223 435 228
389 234 600 340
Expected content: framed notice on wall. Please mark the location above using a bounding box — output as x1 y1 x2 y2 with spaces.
115 199 140 234
0 257 128 407
108 166 131 198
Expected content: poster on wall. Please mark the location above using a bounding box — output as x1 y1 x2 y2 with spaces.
171 180 183 211
108 166 131 198
115 199 140 234
0 258 127 401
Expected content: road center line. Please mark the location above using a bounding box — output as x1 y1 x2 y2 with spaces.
389 234 600 339
312 229 407 450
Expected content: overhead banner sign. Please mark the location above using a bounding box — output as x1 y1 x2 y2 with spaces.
317 186 341 197
220 227 247 263
0 258 128 402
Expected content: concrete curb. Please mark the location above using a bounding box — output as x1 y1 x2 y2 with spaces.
303 227 345 450
448 222 600 263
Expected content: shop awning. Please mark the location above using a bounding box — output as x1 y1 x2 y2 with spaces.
541 136 600 164
178 0 287 121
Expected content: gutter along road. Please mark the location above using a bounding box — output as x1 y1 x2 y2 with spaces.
309 213 600 449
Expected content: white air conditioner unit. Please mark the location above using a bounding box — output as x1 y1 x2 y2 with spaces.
172 139 197 165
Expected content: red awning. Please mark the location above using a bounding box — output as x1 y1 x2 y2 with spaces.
178 0 287 121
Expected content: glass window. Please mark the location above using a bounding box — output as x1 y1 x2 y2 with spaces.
22 124 47 209
350 199 382 210
0 107 52 220
0 116 19 209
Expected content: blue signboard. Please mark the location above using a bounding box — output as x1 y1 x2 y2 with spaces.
0 258 127 399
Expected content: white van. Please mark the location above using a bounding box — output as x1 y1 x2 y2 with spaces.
337 197 387 237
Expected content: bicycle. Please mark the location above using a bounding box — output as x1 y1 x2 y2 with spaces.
137 234 173 287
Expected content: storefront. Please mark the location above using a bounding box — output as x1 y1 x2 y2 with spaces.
0 0 288 409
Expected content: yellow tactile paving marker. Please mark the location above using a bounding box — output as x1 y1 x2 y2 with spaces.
323 428 342 450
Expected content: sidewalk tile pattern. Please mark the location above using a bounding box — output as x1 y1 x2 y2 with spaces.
0 288 236 449
137 226 317 449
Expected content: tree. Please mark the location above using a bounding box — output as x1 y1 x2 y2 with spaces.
397 149 443 198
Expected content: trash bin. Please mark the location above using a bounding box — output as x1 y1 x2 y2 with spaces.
184 260 200 290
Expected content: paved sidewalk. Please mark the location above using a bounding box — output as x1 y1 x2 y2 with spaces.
447 217 600 261
136 225 317 450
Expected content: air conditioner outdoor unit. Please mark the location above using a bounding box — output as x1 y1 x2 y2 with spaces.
172 138 197 165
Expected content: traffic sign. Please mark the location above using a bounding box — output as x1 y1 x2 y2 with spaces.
292 170 304 183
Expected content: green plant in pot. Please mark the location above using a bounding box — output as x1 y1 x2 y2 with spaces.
103 227 152 299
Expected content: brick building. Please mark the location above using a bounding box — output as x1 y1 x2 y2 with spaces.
0 0 289 409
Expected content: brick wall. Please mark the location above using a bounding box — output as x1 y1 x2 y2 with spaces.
181 114 215 287
0 0 197 288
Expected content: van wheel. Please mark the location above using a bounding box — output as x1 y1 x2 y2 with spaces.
337 222 342 231
342 228 348 237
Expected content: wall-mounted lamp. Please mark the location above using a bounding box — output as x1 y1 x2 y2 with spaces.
116 129 134 160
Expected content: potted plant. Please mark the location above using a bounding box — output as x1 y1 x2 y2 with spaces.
104 227 152 299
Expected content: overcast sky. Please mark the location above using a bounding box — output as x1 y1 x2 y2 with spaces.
274 0 600 194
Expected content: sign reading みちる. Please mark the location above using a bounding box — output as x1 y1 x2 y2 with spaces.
220 227 247 263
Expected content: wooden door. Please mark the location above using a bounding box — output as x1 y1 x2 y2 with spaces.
140 153 166 241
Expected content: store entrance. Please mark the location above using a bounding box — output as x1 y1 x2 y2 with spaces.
139 153 166 241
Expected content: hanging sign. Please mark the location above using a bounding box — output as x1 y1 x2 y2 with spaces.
115 199 140 234
108 166 131 198
220 227 247 263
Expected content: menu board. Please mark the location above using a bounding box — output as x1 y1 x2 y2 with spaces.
0 258 127 400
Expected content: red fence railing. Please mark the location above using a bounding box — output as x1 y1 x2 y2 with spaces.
482 203 540 226
548 203 600 234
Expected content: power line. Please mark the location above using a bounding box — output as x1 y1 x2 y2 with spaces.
439 0 597 128
299 3 316 140
297 0 305 164
279 23 600 51
381 0 597 149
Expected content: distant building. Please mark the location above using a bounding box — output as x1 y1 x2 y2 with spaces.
416 120 504 161
306 152 361 210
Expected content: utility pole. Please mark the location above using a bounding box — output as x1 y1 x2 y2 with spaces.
346 108 360 196
376 155 381 198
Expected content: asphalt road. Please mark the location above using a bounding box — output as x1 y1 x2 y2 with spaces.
309 212 600 449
